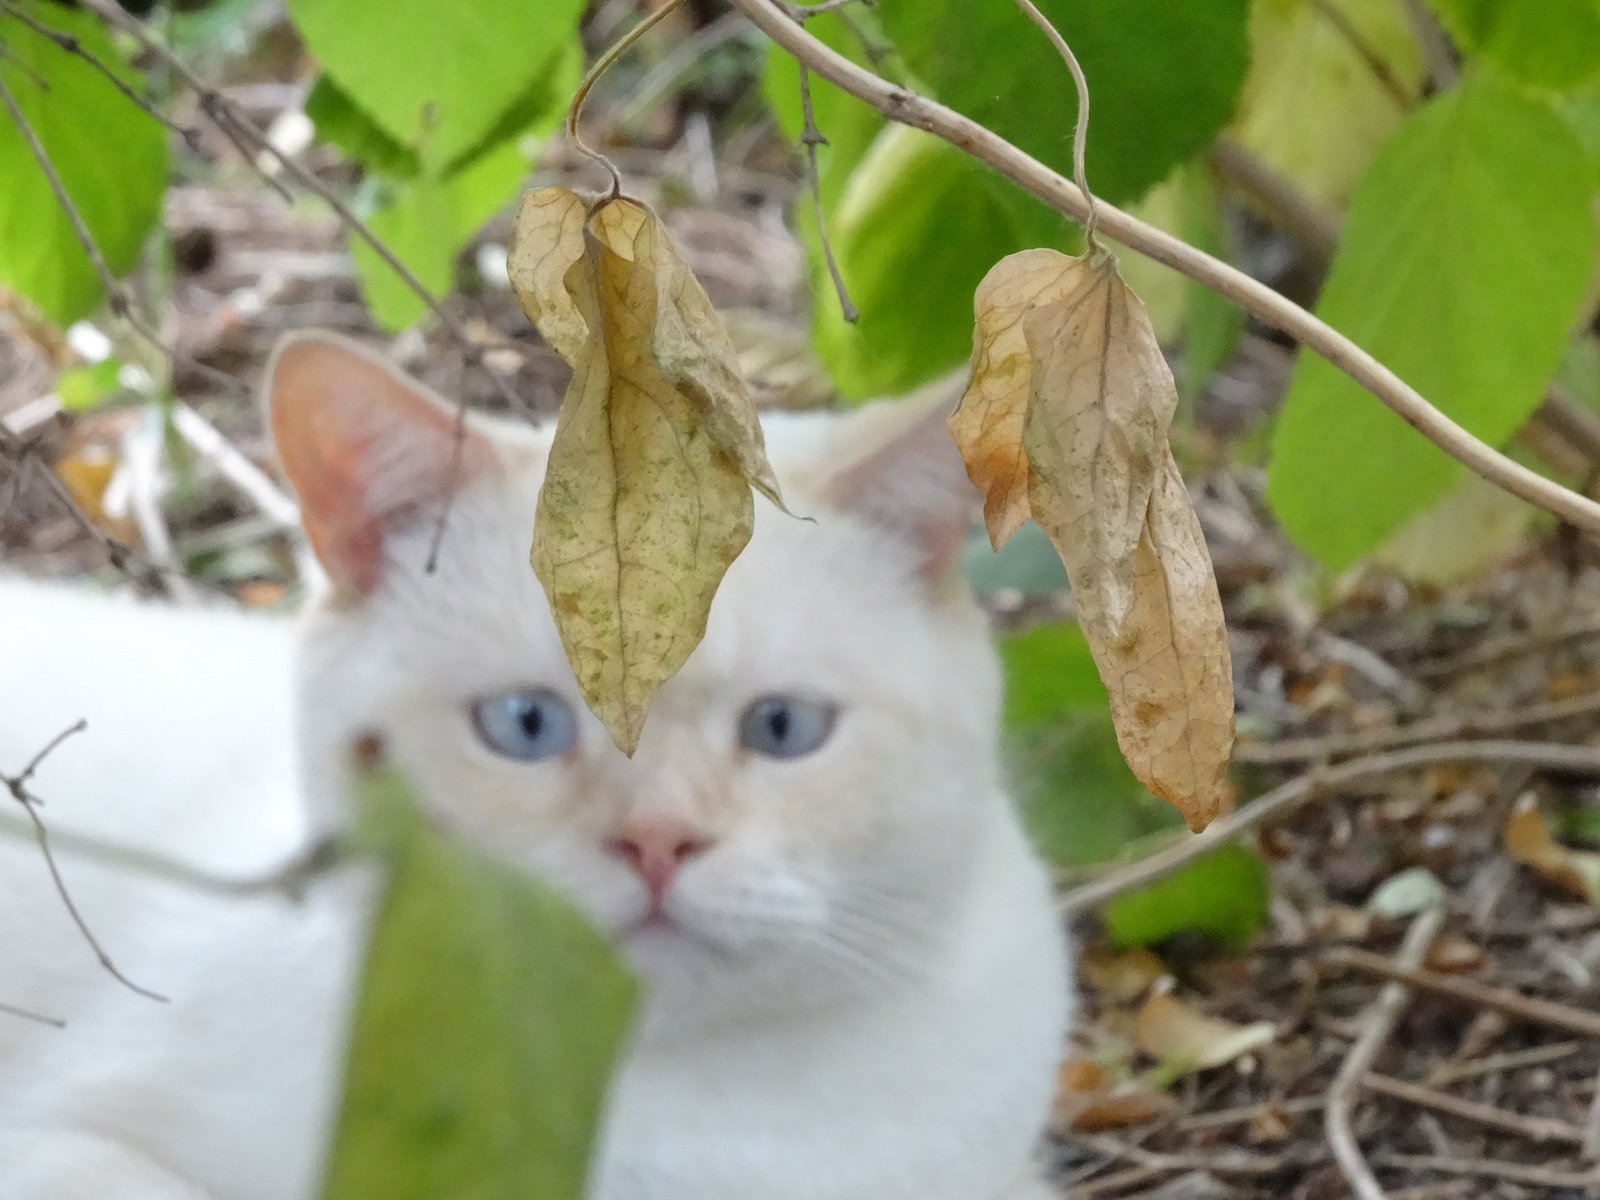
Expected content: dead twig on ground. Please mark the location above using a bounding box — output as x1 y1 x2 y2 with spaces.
1362 1071 1585 1145
1378 1152 1599 1190
2 722 166 1002
1062 740 1600 912
1326 906 1444 1200
1235 689 1600 763
1330 947 1600 1039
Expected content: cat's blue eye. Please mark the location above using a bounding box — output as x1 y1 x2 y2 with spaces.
739 695 836 759
470 689 578 761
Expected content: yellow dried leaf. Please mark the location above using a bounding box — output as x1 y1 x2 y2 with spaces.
511 189 783 753
1080 944 1167 1004
1134 991 1275 1073
1505 798 1600 904
1054 1057 1177 1132
957 248 1234 831
951 248 1081 547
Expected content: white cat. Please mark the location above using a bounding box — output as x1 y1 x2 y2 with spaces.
0 332 1071 1200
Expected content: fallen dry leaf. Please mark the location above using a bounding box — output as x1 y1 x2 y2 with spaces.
954 248 1234 830
1505 796 1600 904
1080 944 1167 1004
1134 991 1276 1073
509 189 784 752
1054 1057 1177 1132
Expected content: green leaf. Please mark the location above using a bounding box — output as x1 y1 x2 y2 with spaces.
56 359 123 411
1428 0 1600 91
1266 73 1594 568
305 75 422 179
320 768 636 1200
1104 844 1269 948
1232 0 1424 210
286 0 583 174
811 124 1069 399
0 2 169 325
1001 622 1182 867
877 0 1251 206
763 11 887 211
352 141 530 330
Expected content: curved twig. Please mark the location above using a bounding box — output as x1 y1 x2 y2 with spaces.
727 0 1600 538
1061 739 1600 912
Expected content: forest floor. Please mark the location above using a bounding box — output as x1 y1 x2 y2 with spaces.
5 31 1600 1200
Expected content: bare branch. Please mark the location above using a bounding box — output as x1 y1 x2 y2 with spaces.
2 722 168 1003
796 64 857 321
729 0 1600 539
1061 739 1600 912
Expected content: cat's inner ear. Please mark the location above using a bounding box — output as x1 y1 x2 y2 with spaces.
821 381 978 581
265 332 497 596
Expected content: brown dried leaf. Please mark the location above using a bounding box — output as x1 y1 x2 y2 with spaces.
957 248 1233 830
1054 1058 1177 1132
1505 797 1600 904
951 248 1081 547
1134 991 1275 1073
511 190 783 753
1080 944 1167 1004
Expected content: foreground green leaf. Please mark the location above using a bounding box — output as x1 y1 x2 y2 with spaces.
1428 0 1600 91
287 0 582 173
0 2 168 325
1266 73 1594 568
877 0 1251 207
320 768 636 1200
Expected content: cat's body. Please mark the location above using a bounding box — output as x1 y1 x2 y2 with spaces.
0 334 1070 1199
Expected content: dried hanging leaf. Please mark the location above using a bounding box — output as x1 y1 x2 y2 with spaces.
1505 798 1600 904
1133 991 1275 1073
509 189 784 753
955 247 1234 830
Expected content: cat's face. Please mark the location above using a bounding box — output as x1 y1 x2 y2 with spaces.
270 334 1003 1030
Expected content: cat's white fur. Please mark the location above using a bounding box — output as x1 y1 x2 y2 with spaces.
0 334 1069 1199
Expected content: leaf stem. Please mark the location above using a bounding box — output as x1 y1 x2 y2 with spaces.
569 0 690 200
1009 0 1100 252
727 0 1600 540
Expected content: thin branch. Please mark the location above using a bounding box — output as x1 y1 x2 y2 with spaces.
1329 946 1600 1039
727 0 1600 539
792 0 867 14
797 64 857 321
3 722 167 1002
0 1000 64 1028
1235 688 1600 763
0 0 203 150
1306 0 1414 109
1363 1072 1585 1145
1061 740 1600 912
1378 1153 1598 1190
1326 906 1444 1200
1209 135 1341 265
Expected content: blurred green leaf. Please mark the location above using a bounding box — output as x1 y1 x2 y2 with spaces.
1266 72 1594 568
1232 0 1423 210
1104 844 1269 948
877 0 1251 207
1001 622 1181 866
1428 0 1600 91
0 2 169 325
306 75 422 179
809 124 1068 399
352 141 529 330
963 521 1069 596
320 767 636 1200
55 359 123 411
286 0 582 174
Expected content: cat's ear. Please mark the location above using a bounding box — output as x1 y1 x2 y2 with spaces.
821 379 976 580
265 331 497 596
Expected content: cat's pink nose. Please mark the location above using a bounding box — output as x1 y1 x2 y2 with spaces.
606 818 712 902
